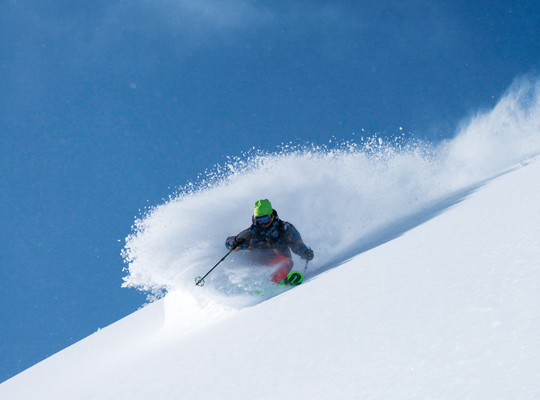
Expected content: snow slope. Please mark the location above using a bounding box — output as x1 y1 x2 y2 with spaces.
1 153 539 400
1 78 540 399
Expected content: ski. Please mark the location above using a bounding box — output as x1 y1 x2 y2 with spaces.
279 270 304 286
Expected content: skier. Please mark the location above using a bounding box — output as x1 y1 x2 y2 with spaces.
225 199 314 284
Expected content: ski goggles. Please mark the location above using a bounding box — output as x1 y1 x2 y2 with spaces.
255 214 273 225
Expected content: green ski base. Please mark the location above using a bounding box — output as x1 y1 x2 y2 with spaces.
279 270 304 286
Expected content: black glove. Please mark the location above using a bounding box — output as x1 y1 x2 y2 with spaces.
226 236 245 250
301 248 314 261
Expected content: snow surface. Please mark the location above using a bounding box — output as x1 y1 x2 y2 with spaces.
1 78 540 399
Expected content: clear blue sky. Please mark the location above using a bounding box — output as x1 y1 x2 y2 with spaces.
1 0 539 382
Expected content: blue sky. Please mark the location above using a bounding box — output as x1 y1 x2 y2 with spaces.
1 0 539 382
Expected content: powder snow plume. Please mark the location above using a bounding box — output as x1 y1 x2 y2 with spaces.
121 76 540 301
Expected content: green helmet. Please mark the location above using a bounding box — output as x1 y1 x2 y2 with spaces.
254 199 273 217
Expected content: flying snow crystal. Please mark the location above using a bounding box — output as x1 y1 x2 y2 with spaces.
122 77 540 299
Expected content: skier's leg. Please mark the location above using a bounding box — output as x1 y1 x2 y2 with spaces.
268 255 293 283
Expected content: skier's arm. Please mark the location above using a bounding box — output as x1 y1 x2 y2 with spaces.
282 222 312 259
225 229 251 250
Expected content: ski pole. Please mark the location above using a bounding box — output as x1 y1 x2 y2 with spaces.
195 240 243 287
303 247 313 273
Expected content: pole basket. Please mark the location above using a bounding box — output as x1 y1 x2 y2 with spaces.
195 277 205 287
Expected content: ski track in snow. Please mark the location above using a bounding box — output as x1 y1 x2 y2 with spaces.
121 76 540 319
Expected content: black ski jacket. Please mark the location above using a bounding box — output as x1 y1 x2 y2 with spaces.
226 209 309 260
